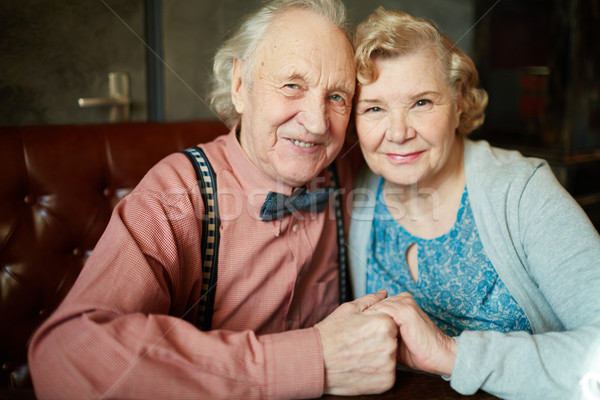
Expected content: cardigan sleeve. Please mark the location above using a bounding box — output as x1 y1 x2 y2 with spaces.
451 157 600 399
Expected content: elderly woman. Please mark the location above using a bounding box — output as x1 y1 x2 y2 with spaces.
349 7 600 400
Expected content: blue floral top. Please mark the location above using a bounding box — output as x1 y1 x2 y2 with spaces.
366 179 532 336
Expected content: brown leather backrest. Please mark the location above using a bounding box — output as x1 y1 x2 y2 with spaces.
0 121 228 389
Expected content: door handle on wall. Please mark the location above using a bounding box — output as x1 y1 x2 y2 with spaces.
78 97 130 107
78 72 131 122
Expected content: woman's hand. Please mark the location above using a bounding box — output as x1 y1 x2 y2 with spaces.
367 292 457 377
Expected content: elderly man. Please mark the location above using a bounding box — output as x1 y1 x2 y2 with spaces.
28 0 398 398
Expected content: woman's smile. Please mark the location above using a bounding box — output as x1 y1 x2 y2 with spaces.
385 150 425 164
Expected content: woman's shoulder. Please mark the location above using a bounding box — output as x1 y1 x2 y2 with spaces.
464 139 546 170
464 139 550 189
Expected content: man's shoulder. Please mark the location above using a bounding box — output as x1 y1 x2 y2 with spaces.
125 134 232 207
197 133 234 170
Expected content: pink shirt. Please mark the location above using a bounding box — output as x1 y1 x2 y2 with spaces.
28 130 354 399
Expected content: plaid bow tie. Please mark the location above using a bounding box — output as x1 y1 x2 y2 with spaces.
259 186 334 221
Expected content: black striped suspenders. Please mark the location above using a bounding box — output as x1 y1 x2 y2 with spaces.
326 163 348 304
181 146 347 331
181 147 220 331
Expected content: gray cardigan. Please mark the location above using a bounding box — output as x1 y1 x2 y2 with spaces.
349 139 600 399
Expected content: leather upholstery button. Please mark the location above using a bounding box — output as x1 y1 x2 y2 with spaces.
103 187 113 197
72 248 82 257
1 362 10 371
38 309 47 317
23 194 35 204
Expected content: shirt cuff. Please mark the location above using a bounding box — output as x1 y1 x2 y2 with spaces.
261 327 324 399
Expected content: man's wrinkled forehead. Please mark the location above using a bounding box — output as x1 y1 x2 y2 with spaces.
253 8 355 89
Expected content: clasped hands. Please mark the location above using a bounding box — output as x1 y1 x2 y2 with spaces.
315 289 457 396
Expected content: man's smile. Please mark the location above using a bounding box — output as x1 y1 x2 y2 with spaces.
290 138 316 148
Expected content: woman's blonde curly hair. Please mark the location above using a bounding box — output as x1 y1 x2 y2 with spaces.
354 7 488 136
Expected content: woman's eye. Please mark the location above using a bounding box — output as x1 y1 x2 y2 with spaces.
284 83 300 90
366 106 382 113
331 94 344 102
415 99 431 107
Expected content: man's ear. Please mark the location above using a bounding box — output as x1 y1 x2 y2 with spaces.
231 58 245 114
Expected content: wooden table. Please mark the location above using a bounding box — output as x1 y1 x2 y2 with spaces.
0 370 499 400
321 367 499 400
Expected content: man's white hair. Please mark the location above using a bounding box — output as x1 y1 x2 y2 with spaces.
208 0 351 128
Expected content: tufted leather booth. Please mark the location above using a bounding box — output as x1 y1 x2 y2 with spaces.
0 121 228 395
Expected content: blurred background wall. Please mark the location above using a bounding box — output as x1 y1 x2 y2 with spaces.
1 0 598 226
0 0 475 126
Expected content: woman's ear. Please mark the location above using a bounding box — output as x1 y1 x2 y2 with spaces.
455 82 463 116
454 82 463 130
231 58 245 114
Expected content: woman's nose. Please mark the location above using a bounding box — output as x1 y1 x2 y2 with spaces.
385 111 415 143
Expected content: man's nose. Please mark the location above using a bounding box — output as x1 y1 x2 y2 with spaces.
299 97 329 135
385 110 415 143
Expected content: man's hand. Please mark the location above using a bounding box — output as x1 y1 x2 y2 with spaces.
368 292 457 377
315 289 398 395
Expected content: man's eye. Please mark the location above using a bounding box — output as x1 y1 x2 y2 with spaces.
331 94 344 102
284 84 300 90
